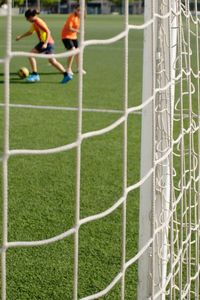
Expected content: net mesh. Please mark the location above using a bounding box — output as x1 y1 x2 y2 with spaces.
1 0 200 299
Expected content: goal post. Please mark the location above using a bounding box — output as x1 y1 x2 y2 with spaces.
138 0 154 297
138 0 178 299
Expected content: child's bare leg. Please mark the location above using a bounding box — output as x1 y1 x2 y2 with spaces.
66 55 75 74
28 48 38 72
48 57 66 73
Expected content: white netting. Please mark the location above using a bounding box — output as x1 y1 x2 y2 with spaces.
1 0 200 299
139 1 200 299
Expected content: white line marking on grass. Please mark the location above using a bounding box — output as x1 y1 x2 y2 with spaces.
0 102 142 114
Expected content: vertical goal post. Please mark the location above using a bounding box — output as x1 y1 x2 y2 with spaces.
139 0 200 299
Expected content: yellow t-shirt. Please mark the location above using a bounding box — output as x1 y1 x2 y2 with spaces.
29 17 54 44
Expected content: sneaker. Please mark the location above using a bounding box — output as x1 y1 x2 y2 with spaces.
26 74 40 82
74 69 87 75
61 73 73 84
67 69 74 76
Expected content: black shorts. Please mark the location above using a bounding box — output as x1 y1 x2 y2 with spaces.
62 39 79 50
34 42 54 54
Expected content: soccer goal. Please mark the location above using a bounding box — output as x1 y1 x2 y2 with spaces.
0 0 200 299
139 0 200 299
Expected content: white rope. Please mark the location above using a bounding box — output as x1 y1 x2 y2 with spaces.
1 0 200 299
1 1 12 299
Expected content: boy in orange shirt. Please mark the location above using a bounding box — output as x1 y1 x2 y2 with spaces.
61 4 86 75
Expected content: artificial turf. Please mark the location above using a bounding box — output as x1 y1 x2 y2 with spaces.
0 14 143 299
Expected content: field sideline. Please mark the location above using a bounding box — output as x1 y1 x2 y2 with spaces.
0 14 143 299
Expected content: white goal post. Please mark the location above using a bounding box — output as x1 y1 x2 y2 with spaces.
139 0 200 299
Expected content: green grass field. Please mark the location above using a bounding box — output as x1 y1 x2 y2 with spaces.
0 14 144 299
1 10 200 300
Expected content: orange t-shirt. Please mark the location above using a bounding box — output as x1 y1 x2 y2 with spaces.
29 17 54 44
61 13 80 40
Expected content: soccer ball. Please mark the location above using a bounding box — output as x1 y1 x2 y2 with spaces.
18 67 29 79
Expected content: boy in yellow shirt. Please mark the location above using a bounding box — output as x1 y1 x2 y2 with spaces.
16 9 72 83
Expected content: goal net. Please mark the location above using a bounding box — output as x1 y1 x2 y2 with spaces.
139 0 200 299
0 0 200 299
